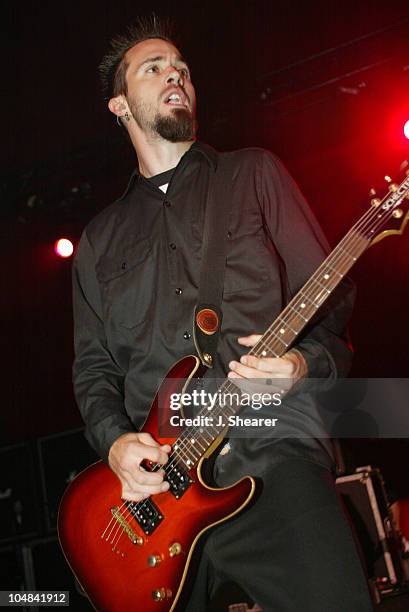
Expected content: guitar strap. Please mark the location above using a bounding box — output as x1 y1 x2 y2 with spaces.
193 154 233 368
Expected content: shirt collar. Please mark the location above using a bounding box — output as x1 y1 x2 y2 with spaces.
189 141 218 171
118 140 218 202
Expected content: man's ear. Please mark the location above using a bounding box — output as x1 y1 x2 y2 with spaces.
108 95 128 118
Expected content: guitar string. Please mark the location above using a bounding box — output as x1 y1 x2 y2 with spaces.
101 504 123 540
118 185 408 529
111 522 125 550
109 502 131 547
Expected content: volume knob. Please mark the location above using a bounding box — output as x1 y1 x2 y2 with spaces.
148 554 162 567
169 542 182 557
152 588 172 601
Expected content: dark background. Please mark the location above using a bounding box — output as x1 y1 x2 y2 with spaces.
2 1 408 485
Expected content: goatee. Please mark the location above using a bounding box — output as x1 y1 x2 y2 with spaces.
154 109 196 142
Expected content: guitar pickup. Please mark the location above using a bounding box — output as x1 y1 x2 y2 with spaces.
165 463 192 500
127 498 164 535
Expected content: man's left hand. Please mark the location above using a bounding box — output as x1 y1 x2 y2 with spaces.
228 333 308 394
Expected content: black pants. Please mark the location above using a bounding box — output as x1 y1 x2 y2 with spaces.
184 458 373 612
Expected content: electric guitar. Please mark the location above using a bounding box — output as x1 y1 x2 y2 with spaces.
58 169 409 611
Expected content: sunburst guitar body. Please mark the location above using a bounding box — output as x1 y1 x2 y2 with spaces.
58 355 255 611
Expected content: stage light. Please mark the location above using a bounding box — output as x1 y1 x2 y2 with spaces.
54 238 74 258
404 120 409 140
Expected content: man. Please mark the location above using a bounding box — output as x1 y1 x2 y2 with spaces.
73 17 373 611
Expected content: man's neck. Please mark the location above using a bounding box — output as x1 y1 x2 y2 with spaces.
132 136 195 178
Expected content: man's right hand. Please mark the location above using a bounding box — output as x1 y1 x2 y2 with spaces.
108 432 171 502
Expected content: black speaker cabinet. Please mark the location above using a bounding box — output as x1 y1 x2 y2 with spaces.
37 429 98 531
22 536 93 611
336 466 409 600
0 544 25 589
0 442 42 543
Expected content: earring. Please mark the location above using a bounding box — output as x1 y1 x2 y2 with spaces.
124 111 130 122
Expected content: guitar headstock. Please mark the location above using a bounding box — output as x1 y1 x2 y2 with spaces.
366 161 409 246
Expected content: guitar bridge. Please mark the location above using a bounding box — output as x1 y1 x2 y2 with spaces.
110 506 143 545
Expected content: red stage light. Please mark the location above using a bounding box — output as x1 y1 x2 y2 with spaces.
404 120 409 140
54 238 74 258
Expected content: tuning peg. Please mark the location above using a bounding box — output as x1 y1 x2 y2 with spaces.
400 160 408 171
369 188 377 196
384 175 392 183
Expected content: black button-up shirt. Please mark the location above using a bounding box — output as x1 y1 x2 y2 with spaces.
73 142 354 479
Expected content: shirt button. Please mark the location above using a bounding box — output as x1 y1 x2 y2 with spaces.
170 243 177 250
183 331 191 340
175 288 183 295
164 200 171 207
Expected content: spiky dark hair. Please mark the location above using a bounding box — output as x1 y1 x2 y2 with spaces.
99 15 176 101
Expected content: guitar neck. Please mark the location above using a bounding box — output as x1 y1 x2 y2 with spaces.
249 226 370 361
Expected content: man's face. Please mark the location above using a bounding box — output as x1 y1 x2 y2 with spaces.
123 38 196 142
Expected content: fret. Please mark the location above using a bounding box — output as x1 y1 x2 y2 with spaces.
276 317 299 336
189 437 206 452
179 443 198 463
206 422 222 437
258 346 279 358
196 439 206 452
198 428 213 444
318 272 339 289
177 450 195 470
294 293 319 309
217 401 238 415
263 323 297 351
255 338 280 358
174 439 198 461
312 276 332 293
269 330 289 348
338 246 357 262
325 262 344 279
287 303 308 322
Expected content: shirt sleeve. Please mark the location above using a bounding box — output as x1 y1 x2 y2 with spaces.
72 230 136 462
257 150 356 382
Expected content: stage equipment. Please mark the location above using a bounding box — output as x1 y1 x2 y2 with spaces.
336 466 409 603
0 443 42 543
38 428 97 532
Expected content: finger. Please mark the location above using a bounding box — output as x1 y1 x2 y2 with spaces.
227 370 245 380
121 488 149 502
118 472 137 494
138 432 163 448
140 444 170 466
118 463 164 493
138 432 171 453
126 467 167 487
240 355 296 376
137 433 171 462
127 480 170 495
237 334 262 346
228 360 269 379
